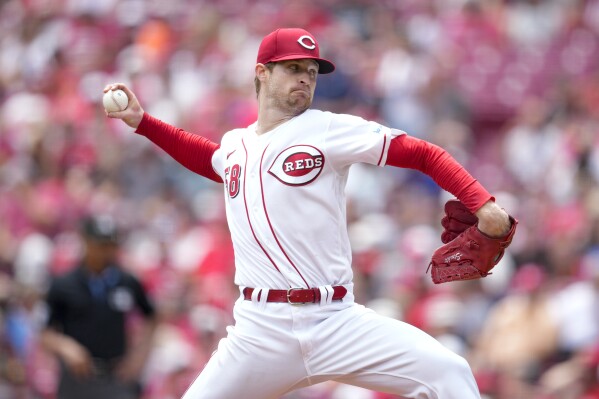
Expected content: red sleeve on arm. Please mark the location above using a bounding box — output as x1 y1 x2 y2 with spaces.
386 135 493 213
135 113 223 183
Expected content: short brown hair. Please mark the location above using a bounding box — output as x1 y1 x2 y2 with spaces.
254 62 275 97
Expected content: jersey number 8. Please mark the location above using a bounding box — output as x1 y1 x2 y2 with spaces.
225 164 241 198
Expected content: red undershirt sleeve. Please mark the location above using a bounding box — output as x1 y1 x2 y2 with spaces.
386 135 493 213
134 113 223 183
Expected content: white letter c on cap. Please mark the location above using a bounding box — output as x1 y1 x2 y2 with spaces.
297 35 316 50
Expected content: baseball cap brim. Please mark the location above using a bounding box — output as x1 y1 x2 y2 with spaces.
265 54 335 74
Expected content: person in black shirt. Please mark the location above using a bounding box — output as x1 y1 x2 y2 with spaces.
41 215 157 399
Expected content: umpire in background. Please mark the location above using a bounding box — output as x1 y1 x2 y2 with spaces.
41 214 157 399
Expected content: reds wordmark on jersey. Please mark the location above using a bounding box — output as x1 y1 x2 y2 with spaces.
211 109 404 290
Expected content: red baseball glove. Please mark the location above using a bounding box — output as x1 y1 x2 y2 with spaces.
428 200 518 284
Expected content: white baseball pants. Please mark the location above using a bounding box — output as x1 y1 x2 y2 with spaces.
181 289 480 399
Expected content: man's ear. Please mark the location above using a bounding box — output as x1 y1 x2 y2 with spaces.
255 63 269 81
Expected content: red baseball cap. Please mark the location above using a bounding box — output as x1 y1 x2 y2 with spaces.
257 28 335 74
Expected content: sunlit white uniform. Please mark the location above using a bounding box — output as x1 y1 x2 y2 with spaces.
182 109 481 399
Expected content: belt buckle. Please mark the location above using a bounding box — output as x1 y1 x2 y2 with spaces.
287 288 310 305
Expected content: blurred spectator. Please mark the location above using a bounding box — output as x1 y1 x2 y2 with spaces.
550 247 599 356
471 263 559 398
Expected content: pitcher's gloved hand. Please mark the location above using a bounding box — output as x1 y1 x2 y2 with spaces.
428 200 518 284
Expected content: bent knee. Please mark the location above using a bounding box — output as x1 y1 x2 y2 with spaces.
434 350 473 376
425 350 478 397
447 353 474 377
412 346 474 380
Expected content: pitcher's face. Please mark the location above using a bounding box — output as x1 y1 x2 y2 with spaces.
263 59 319 115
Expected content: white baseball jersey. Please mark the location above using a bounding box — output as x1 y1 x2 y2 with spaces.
211 109 404 290
181 109 481 399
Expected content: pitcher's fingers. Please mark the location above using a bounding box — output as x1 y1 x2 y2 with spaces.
104 82 128 92
106 110 128 119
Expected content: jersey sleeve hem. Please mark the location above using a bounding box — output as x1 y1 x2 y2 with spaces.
378 129 405 167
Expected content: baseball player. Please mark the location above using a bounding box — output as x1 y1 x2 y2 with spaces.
105 28 515 399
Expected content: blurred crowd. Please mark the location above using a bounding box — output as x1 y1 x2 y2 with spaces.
1 0 599 398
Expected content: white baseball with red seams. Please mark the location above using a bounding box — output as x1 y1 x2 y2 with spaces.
180 109 482 398
102 89 128 112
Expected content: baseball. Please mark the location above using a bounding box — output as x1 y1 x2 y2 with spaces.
103 89 129 112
